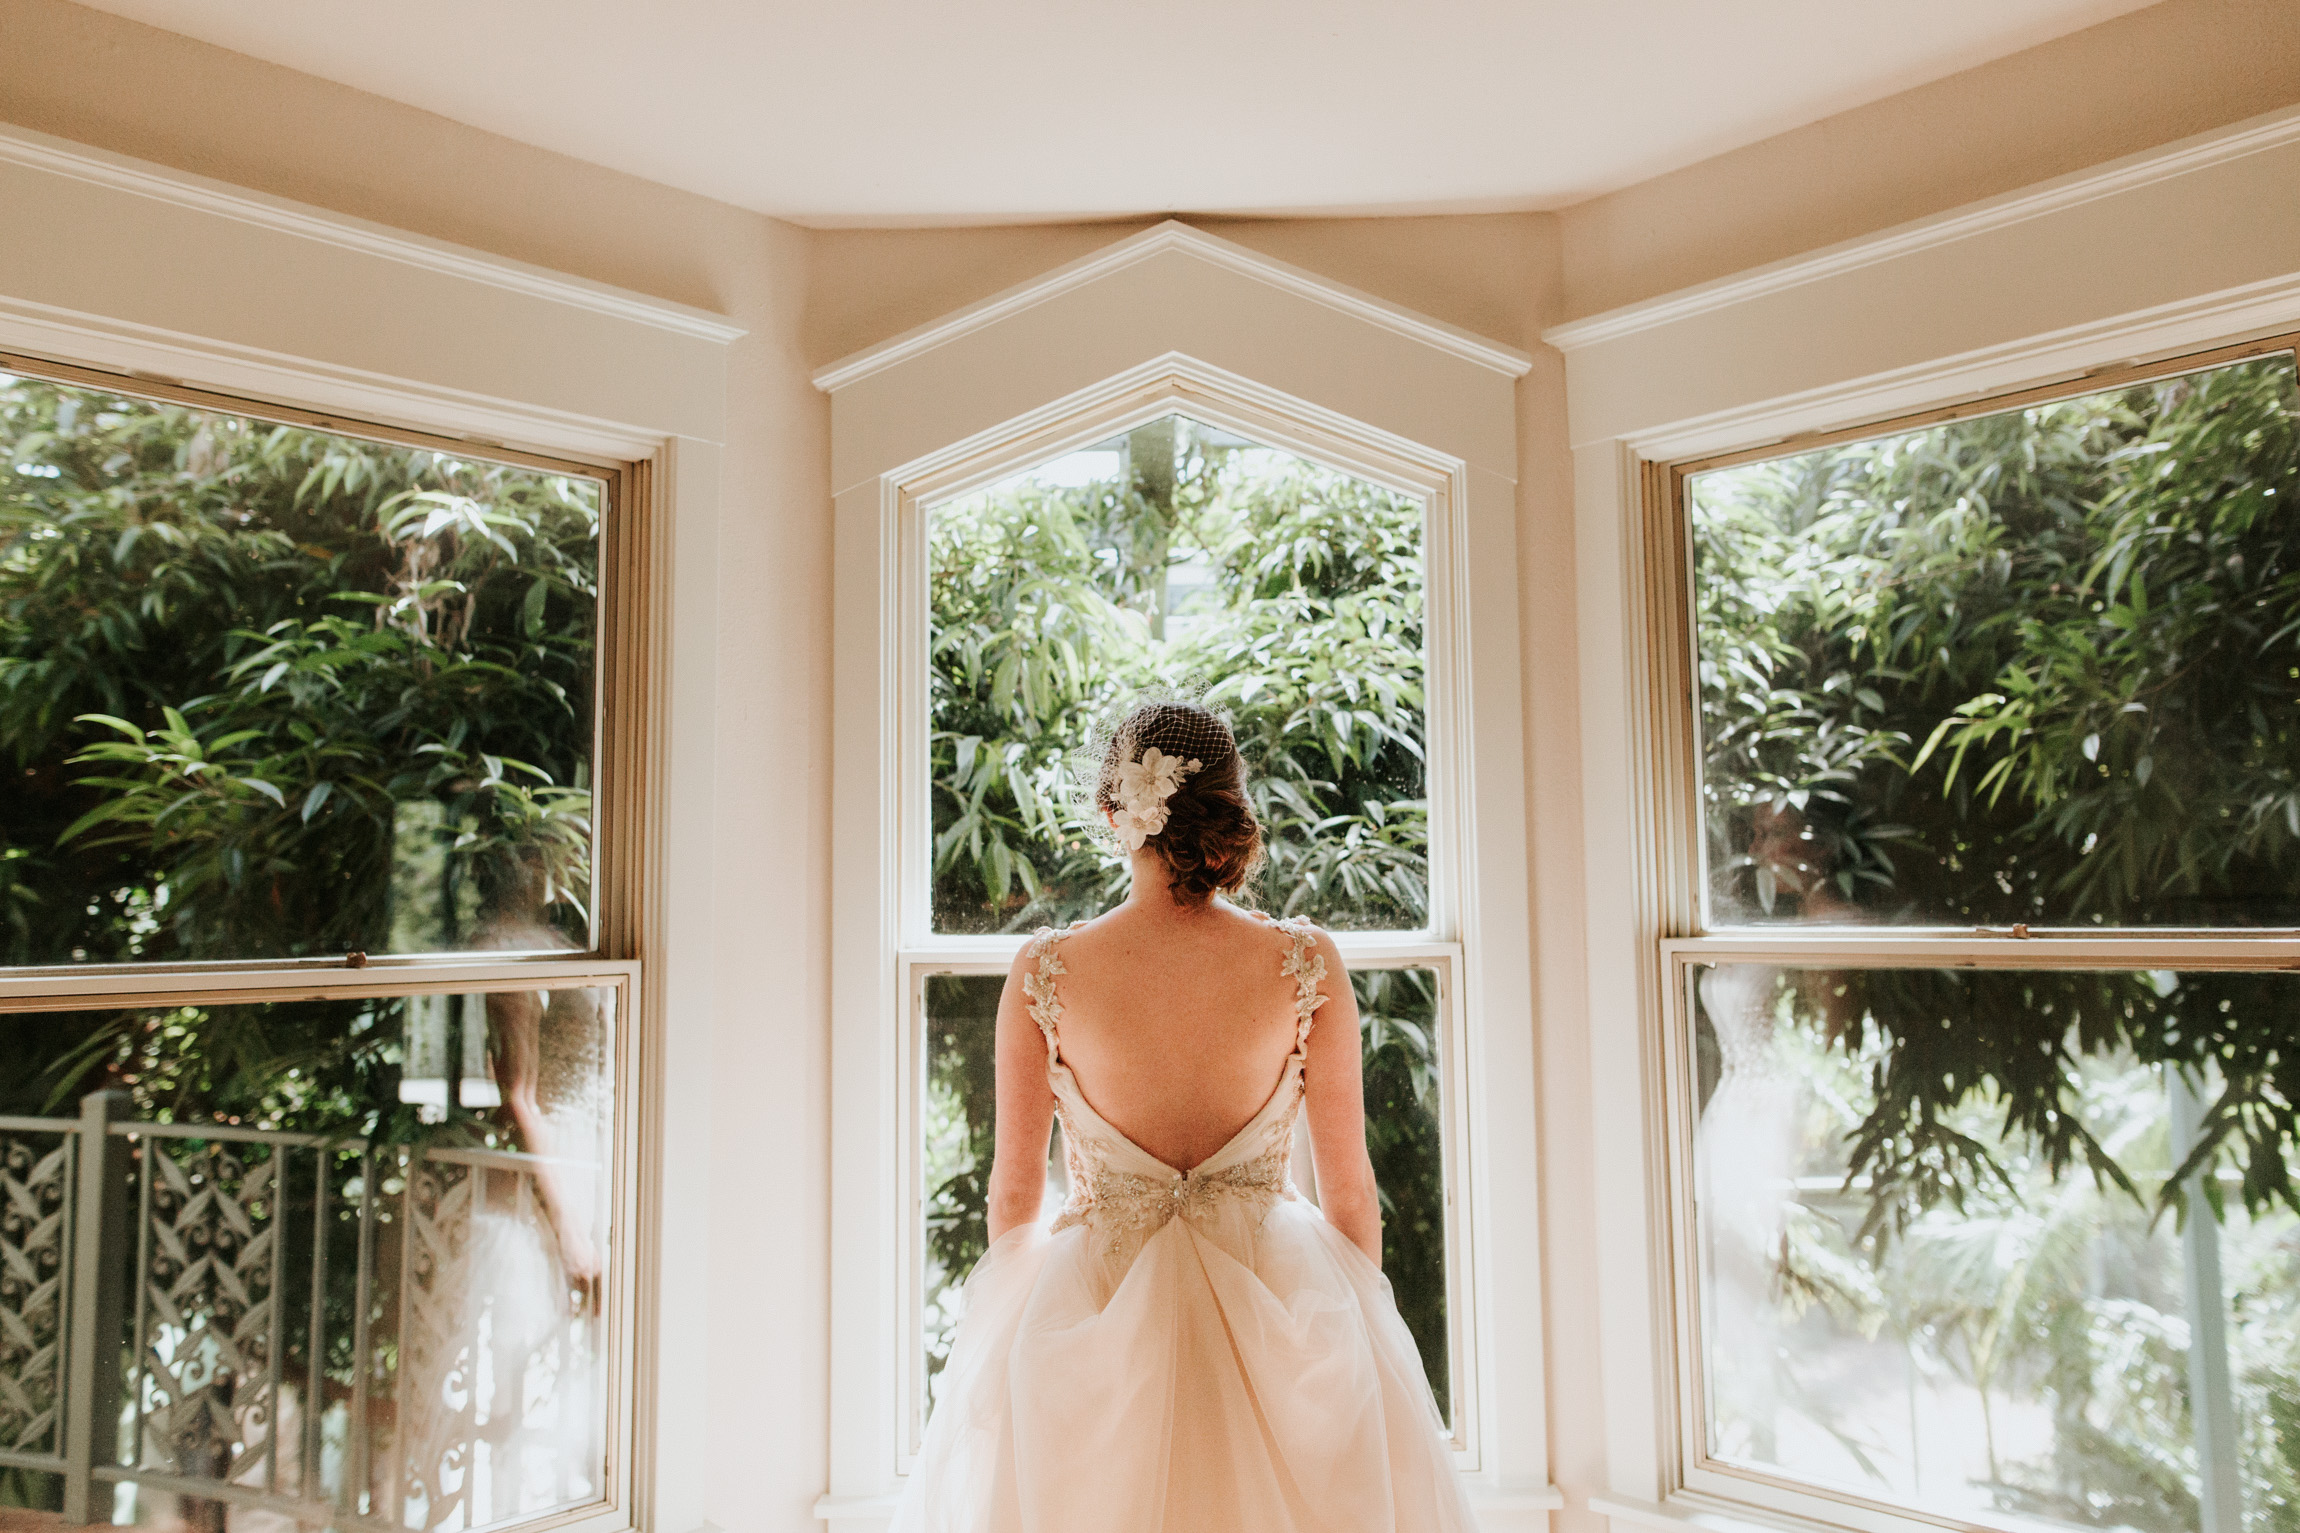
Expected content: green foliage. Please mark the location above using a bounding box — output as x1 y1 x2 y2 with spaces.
1694 358 2300 1226
929 485 1128 924
921 976 1002 1403
927 419 1426 933
1357 966 1448 1413
0 373 599 967
1201 456 1428 925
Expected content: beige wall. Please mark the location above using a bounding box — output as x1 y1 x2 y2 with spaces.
1557 0 2300 319
805 211 1558 369
2 0 2283 1527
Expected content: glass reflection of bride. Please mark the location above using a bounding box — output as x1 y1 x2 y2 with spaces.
398 850 607 1531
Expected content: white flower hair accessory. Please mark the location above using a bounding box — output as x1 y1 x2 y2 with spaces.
1111 747 1201 851
1068 684 1241 857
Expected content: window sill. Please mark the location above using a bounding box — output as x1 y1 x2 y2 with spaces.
817 1483 1564 1529
1593 1492 1878 1533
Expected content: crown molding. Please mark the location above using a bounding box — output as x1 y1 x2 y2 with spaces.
1615 268 2300 463
0 121 747 347
0 293 680 462
1544 103 2300 355
810 219 1534 392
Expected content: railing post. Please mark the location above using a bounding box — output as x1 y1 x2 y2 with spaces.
61 1090 132 1524
2169 1069 2243 1533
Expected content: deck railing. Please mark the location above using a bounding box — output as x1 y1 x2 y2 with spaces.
0 1094 596 1533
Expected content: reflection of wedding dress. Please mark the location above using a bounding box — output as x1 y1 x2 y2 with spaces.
463 1117 604 1510
402 990 607 1530
894 919 1476 1533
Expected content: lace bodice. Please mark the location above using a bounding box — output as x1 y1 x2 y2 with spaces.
1024 917 1328 1255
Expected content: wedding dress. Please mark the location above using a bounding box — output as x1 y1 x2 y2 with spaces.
893 917 1478 1532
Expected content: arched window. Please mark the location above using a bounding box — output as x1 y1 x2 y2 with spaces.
817 223 1555 1526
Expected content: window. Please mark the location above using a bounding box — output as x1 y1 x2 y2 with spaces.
820 225 1541 1517
902 411 1472 1457
0 357 644 1533
1659 338 2300 1533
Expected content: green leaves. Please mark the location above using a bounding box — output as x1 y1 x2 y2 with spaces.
1692 352 2300 1233
926 420 1429 933
1 373 601 964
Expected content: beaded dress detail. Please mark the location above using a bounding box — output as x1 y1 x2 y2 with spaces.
893 918 1478 1533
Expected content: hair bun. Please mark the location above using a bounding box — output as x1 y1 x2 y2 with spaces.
1096 702 1264 904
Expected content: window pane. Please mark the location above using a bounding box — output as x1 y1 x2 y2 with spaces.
920 973 1062 1422
1 372 602 965
0 983 618 1532
928 415 1426 933
1355 965 1450 1424
1689 352 2300 926
1689 963 2299 1532
919 964 1452 1426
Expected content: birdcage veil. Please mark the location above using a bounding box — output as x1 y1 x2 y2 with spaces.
1068 683 1243 855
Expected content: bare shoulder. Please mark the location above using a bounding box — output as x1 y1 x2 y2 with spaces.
1057 901 1310 975
1212 904 1331 966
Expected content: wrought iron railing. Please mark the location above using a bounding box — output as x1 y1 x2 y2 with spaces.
0 1093 600 1533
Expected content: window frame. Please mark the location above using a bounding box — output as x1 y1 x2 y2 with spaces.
890 374 1486 1466
1641 329 2300 1533
0 352 658 1533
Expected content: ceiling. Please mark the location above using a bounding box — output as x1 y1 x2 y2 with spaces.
74 0 2159 225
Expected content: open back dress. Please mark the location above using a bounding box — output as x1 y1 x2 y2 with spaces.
892 917 1478 1532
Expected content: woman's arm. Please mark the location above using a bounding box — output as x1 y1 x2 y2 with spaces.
984 944 1058 1242
488 988 602 1306
1299 930 1381 1266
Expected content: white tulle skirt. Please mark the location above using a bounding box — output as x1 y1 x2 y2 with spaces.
893 1197 1477 1533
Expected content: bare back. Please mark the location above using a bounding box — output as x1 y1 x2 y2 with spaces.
1050 904 1306 1170
986 894 1381 1263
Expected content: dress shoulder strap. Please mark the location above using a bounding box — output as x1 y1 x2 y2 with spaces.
1021 924 1070 1058
1273 917 1330 1053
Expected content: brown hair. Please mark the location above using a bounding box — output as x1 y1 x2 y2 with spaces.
1097 702 1264 905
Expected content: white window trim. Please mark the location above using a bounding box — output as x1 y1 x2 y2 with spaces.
1551 103 2300 1533
886 371 1482 1467
0 121 740 1533
819 223 1558 1530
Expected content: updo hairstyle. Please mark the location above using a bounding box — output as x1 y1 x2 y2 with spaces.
1097 702 1264 905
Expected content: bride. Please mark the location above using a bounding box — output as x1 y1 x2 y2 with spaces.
895 702 1477 1532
